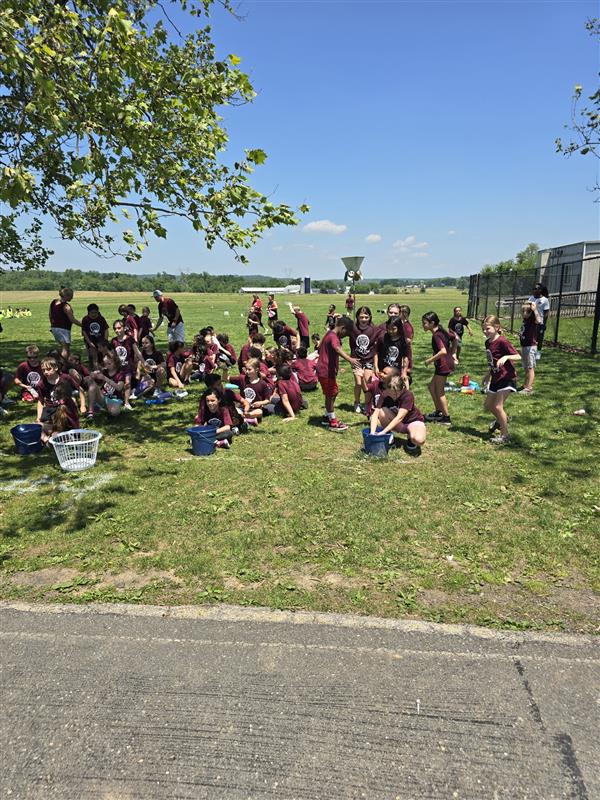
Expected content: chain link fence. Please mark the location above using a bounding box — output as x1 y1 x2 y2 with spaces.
467 257 600 354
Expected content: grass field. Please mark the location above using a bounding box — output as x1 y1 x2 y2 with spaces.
0 288 598 633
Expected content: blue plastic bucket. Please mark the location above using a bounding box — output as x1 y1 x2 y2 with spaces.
186 425 217 456
362 427 391 459
11 423 43 455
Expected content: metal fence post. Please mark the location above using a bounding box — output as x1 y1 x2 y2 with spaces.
590 263 600 355
553 263 566 346
483 275 489 317
497 270 503 320
509 271 517 333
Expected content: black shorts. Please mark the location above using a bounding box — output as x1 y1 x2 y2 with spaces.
489 378 517 393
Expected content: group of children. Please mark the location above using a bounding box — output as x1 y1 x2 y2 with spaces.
0 286 545 449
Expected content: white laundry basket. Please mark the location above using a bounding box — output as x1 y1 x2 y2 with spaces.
50 429 102 472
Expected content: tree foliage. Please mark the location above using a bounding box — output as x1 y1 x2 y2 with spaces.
556 18 600 180
480 243 539 276
0 0 308 271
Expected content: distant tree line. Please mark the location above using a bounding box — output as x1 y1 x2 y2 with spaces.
1 268 470 293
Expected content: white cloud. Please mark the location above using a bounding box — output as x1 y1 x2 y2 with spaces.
448 230 456 236
393 235 416 249
392 235 429 254
303 219 347 235
365 233 381 244
412 251 429 258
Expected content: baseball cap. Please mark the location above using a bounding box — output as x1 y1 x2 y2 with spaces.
152 290 163 298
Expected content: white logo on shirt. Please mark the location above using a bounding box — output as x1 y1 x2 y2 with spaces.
244 387 256 403
115 345 128 365
27 371 41 386
385 346 399 366
90 322 101 336
356 334 370 356
208 417 221 427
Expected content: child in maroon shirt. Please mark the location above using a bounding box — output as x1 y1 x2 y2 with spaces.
81 304 108 368
518 302 542 394
422 311 454 425
316 316 358 432
291 347 317 391
14 344 42 401
194 387 234 448
228 358 273 422
483 315 521 445
369 374 426 452
267 364 304 420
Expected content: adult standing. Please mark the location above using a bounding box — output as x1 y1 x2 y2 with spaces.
49 287 81 360
527 283 550 359
267 294 278 328
152 290 185 343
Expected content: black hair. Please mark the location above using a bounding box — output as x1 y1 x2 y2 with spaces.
248 346 263 359
355 306 373 324
204 373 222 389
272 320 284 336
335 315 354 335
87 303 99 312
278 364 292 380
217 333 229 345
199 327 212 338
127 304 136 312
251 333 266 345
296 346 308 359
384 316 407 355
421 311 440 326
201 386 224 404
168 340 183 354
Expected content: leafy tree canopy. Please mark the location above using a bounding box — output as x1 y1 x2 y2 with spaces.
556 18 600 180
0 0 308 270
480 243 539 275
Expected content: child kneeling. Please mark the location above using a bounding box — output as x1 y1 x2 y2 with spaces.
195 387 233 449
369 375 426 452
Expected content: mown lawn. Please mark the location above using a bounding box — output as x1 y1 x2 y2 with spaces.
0 288 598 633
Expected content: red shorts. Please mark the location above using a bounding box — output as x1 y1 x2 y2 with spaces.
318 376 339 398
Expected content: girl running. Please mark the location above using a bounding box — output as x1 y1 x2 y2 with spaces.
422 311 454 425
483 315 521 445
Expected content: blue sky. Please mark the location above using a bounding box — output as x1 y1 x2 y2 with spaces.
47 0 600 279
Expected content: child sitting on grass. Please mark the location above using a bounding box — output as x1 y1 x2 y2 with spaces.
87 351 126 420
266 364 305 421
291 346 317 391
34 356 81 439
194 387 233 449
228 358 273 422
167 340 193 394
14 344 42 402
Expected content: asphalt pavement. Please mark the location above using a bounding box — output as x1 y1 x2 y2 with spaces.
1 601 599 799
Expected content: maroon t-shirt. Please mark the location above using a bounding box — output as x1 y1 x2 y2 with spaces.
49 300 72 329
167 351 186 376
158 297 183 324
82 314 108 343
292 357 317 385
138 315 153 340
238 343 253 370
376 388 424 424
377 336 406 370
432 330 454 375
403 320 414 370
316 331 341 379
16 360 42 388
485 336 518 385
350 323 380 362
277 377 303 412
196 400 233 427
60 398 80 430
294 311 310 337
365 375 384 417
229 375 272 404
98 368 126 397
275 325 297 350
35 374 78 407
111 335 136 372
519 316 538 347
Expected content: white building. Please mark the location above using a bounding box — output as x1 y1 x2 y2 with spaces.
537 241 600 294
238 285 301 295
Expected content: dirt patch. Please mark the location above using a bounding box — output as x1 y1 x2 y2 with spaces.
94 569 182 591
321 572 364 589
11 567 80 588
272 545 294 554
548 587 600 620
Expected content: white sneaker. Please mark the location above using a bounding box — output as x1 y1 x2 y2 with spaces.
129 391 138 401
175 389 188 399
153 388 161 398
354 404 363 414
123 403 133 411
